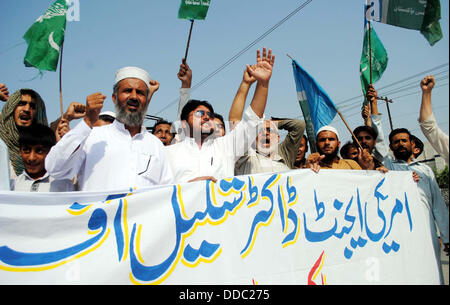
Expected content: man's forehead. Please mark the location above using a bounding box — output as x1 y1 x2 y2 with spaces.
393 132 410 140
155 123 171 130
193 105 212 112
20 94 36 102
317 130 338 140
117 78 148 90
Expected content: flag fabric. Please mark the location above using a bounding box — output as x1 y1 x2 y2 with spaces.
291 59 338 152
366 0 443 46
23 0 68 72
178 0 211 20
360 4 389 104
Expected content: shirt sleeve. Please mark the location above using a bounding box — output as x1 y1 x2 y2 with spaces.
277 119 306 169
427 167 450 244
219 105 264 161
419 113 449 165
371 113 390 160
45 119 92 181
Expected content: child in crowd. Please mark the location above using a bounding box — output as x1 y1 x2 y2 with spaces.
12 123 75 192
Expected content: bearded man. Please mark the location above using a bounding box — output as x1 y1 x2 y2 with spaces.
235 118 305 175
306 126 363 172
45 67 174 191
383 128 449 282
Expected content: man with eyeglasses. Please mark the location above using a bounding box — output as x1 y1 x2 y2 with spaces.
165 48 274 183
45 67 174 191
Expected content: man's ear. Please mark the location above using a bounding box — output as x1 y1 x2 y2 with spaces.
111 93 117 105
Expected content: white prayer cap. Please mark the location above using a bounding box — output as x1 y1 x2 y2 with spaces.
99 111 116 118
316 125 339 139
115 66 150 88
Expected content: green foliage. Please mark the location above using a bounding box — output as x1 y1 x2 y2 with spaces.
434 166 449 189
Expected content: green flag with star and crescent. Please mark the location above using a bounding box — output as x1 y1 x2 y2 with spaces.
23 0 68 72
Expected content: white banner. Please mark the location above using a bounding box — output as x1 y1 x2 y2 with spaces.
0 170 442 285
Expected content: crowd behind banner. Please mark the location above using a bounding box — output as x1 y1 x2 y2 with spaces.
0 47 449 282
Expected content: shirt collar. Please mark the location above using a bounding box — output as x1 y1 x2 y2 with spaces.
22 170 49 182
112 119 147 138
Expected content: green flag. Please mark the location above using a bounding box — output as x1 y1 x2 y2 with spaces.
23 0 68 72
360 18 388 104
178 0 211 20
367 0 443 46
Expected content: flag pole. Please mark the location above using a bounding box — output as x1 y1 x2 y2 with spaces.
337 109 363 151
184 19 194 61
59 40 64 118
368 21 373 84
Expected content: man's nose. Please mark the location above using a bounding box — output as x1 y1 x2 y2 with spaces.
22 103 31 112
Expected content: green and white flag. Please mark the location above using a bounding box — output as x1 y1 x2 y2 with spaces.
360 5 388 105
23 0 68 72
178 0 211 20
366 0 443 46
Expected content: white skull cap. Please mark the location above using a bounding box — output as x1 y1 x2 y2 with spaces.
115 66 150 88
316 125 339 139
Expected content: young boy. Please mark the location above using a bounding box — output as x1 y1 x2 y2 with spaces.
13 123 75 192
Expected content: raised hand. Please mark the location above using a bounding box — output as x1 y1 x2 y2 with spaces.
148 79 160 95
84 92 106 128
246 47 275 86
64 102 86 121
242 64 256 85
420 75 435 93
56 118 70 142
0 83 9 101
177 59 192 89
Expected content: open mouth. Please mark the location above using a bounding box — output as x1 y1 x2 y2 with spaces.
19 113 32 124
126 100 140 111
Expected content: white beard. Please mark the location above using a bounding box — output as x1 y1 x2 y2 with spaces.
256 142 278 157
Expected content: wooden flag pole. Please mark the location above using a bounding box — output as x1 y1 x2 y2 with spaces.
184 20 195 61
337 109 363 151
59 40 64 118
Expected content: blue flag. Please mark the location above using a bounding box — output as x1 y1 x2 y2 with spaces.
291 59 338 152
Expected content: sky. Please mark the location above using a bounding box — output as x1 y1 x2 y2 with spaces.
0 0 448 148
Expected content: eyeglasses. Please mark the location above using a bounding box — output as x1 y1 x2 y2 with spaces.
193 110 215 119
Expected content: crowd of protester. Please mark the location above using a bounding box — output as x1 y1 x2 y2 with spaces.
0 48 448 259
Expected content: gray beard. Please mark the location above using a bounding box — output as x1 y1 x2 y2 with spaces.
114 100 148 127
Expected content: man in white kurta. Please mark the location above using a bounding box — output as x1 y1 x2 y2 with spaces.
45 67 174 191
166 48 274 183
418 75 449 164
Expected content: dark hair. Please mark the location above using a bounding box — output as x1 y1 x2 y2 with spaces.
214 113 225 126
20 89 38 101
340 141 359 159
180 99 215 122
301 134 309 152
99 114 115 123
18 123 56 149
152 119 174 134
410 134 424 155
389 128 411 144
353 125 378 140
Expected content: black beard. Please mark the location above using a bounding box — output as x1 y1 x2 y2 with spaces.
319 146 339 162
393 148 412 161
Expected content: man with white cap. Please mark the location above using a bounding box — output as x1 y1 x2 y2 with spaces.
45 67 174 191
306 125 362 172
